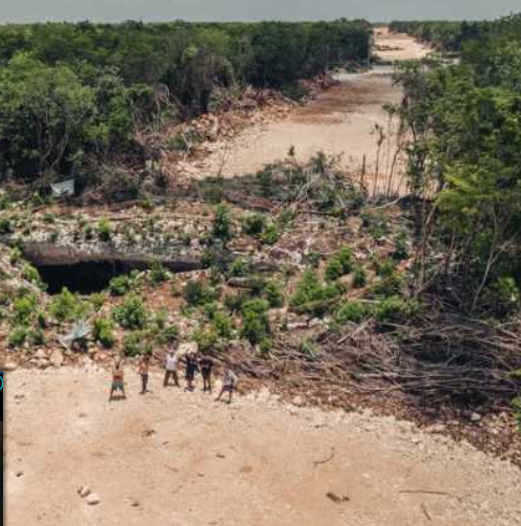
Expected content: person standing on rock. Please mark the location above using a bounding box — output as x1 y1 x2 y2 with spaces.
109 358 126 401
163 349 180 388
216 368 238 404
138 354 150 394
184 351 198 391
199 354 214 393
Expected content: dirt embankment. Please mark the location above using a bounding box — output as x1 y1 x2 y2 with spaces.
6 367 521 526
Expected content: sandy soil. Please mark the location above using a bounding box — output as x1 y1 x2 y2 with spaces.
6 366 521 526
184 30 430 194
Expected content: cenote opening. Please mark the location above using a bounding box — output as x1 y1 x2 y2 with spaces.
37 261 132 295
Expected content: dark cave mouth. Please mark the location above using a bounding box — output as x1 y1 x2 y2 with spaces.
36 261 131 295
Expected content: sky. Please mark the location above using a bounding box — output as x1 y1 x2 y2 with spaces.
0 0 520 24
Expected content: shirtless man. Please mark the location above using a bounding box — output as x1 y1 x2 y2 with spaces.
109 359 126 401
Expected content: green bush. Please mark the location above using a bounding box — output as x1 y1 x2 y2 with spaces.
149 261 169 285
98 218 112 242
21 263 46 290
50 288 86 322
123 331 151 357
0 218 12 234
13 293 39 325
290 269 342 308
391 232 409 261
485 277 520 318
92 317 115 348
212 311 235 339
263 280 285 308
228 257 251 278
194 326 219 351
242 213 266 236
374 297 421 324
261 224 279 245
372 272 404 298
335 300 370 324
8 326 29 348
109 275 132 296
113 295 148 329
213 204 233 243
184 280 219 306
373 257 396 278
352 265 367 288
9 247 22 265
241 298 270 345
159 325 180 345
224 293 245 313
89 293 105 312
325 247 354 281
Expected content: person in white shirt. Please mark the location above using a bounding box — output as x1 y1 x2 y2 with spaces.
163 349 180 387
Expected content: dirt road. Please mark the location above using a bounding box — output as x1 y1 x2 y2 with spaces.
6 366 521 526
186 29 430 194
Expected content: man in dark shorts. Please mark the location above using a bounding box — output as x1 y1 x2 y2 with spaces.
199 355 214 393
109 359 126 401
184 351 198 391
216 369 237 404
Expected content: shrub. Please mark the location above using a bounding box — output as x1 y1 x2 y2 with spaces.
8 326 29 348
224 293 245 313
261 224 279 245
0 218 12 234
109 275 132 296
89 293 105 312
485 277 520 318
374 297 421 324
123 332 151 357
352 265 367 288
263 280 284 308
241 298 270 345
194 326 219 351
50 288 86 322
159 325 180 345
97 217 112 241
290 269 342 307
372 272 404 298
228 257 251 278
149 261 169 285
335 300 370 324
184 280 219 306
325 247 354 281
373 257 396 278
21 263 46 290
242 213 266 236
213 204 233 243
93 317 115 348
391 232 409 261
113 295 148 329
212 311 235 339
13 293 39 325
9 247 22 265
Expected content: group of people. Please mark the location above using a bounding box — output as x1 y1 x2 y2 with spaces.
109 346 238 404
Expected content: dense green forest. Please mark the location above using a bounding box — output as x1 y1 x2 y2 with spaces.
0 20 371 184
391 14 521 316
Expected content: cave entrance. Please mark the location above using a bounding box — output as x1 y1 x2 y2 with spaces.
37 261 130 295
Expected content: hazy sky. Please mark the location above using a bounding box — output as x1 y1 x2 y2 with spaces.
0 0 519 23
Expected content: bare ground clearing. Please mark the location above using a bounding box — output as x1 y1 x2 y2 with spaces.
181 30 430 195
5 367 521 526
